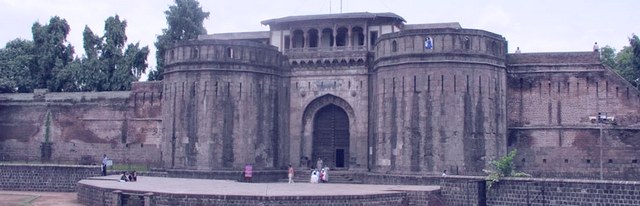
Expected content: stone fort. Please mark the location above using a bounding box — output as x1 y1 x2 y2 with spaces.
1 12 640 179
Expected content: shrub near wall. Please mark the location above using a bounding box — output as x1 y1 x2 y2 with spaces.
0 164 100 192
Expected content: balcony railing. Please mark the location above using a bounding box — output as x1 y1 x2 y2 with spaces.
284 45 367 54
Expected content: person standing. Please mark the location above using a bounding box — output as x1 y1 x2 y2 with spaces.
101 154 109 176
243 164 253 182
316 158 323 172
288 164 295 183
322 167 329 183
310 169 319 184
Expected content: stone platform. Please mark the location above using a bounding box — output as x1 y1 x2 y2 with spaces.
77 175 442 205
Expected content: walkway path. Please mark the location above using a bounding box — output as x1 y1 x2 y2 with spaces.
81 175 439 196
0 191 81 206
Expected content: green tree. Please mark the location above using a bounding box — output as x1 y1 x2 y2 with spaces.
614 46 637 87
630 34 640 86
79 15 149 91
0 39 36 93
148 0 210 81
82 26 102 60
602 34 640 88
101 15 128 90
31 16 75 91
483 149 530 189
600 46 616 69
78 26 107 91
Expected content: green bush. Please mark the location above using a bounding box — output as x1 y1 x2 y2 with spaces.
111 164 149 172
484 149 530 189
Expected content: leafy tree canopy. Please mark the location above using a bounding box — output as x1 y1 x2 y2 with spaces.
31 16 75 91
602 34 640 88
82 15 150 91
0 39 36 93
148 0 210 81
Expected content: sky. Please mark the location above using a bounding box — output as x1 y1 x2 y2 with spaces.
0 0 638 79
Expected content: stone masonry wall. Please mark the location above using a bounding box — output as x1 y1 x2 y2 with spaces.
371 28 508 175
442 176 640 206
487 177 640 205
162 39 288 170
507 52 640 180
0 82 163 167
0 164 100 192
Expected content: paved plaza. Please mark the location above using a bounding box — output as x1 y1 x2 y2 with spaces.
81 175 440 196
0 191 81 206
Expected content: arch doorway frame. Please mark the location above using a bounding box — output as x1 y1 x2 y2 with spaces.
300 94 357 170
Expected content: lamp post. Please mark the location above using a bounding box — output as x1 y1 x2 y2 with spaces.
598 116 603 180
593 112 612 180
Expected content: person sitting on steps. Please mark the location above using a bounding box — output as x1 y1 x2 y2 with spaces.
119 172 129 182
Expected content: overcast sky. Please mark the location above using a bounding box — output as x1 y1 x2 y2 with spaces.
1 0 638 77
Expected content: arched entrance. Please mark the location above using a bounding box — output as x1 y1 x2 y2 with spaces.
313 104 350 168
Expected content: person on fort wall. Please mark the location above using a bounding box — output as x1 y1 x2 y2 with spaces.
101 154 109 176
288 164 295 183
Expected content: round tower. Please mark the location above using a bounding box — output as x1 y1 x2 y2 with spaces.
371 27 508 175
162 39 288 170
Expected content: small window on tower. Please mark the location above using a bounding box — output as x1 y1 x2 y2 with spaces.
464 36 471 50
392 40 398 52
226 47 234 58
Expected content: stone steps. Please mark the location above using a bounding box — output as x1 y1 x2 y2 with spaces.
281 170 362 184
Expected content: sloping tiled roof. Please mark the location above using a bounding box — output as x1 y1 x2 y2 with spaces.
261 12 405 25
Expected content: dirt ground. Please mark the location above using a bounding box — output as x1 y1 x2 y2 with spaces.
0 191 81 206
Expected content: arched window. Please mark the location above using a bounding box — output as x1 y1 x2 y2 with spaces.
424 37 433 50
169 50 175 61
392 40 398 52
336 27 348 47
308 29 319 48
292 29 305 48
321 28 334 48
352 26 365 46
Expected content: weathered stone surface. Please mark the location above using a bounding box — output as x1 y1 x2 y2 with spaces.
1 12 640 179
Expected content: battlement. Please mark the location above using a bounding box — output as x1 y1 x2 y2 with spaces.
507 51 600 65
374 28 507 69
164 39 286 76
0 90 130 103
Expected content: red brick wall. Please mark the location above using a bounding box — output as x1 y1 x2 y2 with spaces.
0 82 163 167
506 52 640 180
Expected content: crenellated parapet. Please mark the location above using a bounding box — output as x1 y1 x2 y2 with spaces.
163 39 287 76
370 27 509 175
374 28 507 70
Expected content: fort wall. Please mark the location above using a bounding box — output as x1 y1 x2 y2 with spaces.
0 164 100 192
162 39 289 170
442 176 640 205
0 82 163 167
506 52 640 180
371 29 508 175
